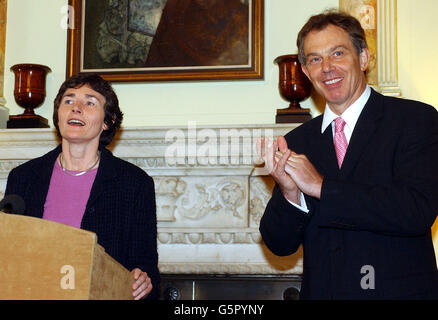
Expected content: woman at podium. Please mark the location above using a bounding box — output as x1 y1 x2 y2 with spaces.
4 74 159 300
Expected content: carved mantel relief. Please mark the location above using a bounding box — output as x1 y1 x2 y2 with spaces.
0 125 303 275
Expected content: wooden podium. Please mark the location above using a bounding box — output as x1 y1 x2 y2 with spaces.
0 212 133 300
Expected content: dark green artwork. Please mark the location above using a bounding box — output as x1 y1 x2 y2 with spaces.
83 0 166 69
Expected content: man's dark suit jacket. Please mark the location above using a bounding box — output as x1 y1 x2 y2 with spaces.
260 89 438 299
5 145 160 299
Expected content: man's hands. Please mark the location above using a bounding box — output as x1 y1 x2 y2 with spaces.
257 136 323 200
257 136 300 203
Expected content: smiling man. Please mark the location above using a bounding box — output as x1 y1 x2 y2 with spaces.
258 10 438 299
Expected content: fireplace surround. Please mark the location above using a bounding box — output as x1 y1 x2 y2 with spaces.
0 124 304 299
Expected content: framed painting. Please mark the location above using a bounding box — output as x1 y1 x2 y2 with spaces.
66 0 264 82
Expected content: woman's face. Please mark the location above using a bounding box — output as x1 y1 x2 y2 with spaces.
57 84 107 146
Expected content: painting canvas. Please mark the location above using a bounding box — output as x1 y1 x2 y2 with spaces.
67 0 264 82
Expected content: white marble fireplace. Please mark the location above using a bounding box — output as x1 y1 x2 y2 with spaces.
0 124 304 278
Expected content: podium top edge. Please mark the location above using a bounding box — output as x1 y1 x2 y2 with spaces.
0 212 98 243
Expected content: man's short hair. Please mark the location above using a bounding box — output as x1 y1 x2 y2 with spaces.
297 9 368 65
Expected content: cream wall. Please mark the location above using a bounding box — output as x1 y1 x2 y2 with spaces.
3 0 337 127
398 0 438 108
397 0 438 263
4 1 437 129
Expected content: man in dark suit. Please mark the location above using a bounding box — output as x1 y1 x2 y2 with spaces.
258 10 438 299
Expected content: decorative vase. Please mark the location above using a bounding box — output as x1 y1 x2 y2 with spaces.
274 54 312 123
7 63 51 128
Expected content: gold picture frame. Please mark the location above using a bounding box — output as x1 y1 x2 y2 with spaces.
66 0 264 82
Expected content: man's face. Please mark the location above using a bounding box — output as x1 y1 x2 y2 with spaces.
301 24 370 114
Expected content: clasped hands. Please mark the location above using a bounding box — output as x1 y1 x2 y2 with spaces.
257 136 323 202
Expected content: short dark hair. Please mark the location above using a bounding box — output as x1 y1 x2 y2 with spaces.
297 10 368 65
53 73 123 146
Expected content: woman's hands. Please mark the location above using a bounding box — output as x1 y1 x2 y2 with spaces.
131 268 152 300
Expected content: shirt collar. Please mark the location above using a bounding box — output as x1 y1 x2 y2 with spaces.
321 85 371 134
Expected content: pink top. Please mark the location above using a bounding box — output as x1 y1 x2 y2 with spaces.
43 160 98 228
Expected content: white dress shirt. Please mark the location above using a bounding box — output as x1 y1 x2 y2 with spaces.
288 85 371 213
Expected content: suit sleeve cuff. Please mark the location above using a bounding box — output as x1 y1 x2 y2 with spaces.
285 191 309 213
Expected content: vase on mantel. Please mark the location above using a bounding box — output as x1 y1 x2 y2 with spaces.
7 63 51 128
274 54 312 123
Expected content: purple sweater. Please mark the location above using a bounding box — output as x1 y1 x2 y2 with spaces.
43 160 97 228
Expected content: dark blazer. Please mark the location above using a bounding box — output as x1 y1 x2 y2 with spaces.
260 89 438 299
5 145 160 300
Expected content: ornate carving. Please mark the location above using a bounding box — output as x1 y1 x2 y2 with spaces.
178 183 222 220
157 230 262 245
125 156 256 169
159 261 303 275
156 177 248 227
219 181 246 218
0 160 25 173
249 176 275 227
155 177 186 221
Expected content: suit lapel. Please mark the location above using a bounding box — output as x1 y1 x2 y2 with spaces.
30 146 62 218
307 116 340 176
318 124 340 175
339 89 384 178
85 147 118 207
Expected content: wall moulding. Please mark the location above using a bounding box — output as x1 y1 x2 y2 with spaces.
0 0 7 128
0 0 6 98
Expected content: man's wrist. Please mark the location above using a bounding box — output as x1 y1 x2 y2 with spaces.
281 187 300 204
284 190 309 213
